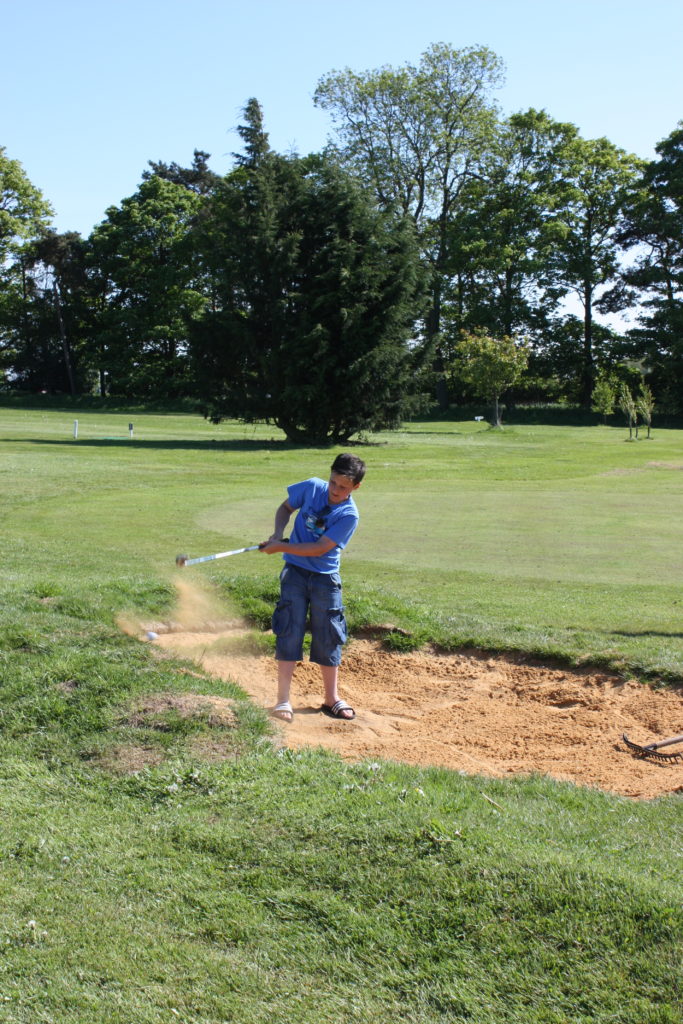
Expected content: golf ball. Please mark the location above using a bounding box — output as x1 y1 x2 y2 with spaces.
146 631 158 641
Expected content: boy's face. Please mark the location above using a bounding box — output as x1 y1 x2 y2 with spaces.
327 472 361 505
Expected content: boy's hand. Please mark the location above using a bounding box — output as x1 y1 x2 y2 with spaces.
259 536 288 554
259 541 279 554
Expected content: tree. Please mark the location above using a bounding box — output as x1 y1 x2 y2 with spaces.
0 148 53 388
90 176 203 396
541 135 644 407
618 383 638 440
450 330 529 426
0 147 52 261
636 383 655 438
442 109 579 348
315 43 504 406
14 230 95 395
591 373 617 423
143 149 220 195
620 124 683 410
190 101 425 445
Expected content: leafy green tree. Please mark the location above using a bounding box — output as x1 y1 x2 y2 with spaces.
442 108 582 386
531 313 629 406
618 382 638 440
90 176 203 396
636 383 655 438
13 230 95 395
0 148 53 388
190 101 425 444
541 135 644 407
450 330 529 426
591 373 617 423
0 146 52 260
315 43 504 406
143 149 220 195
620 124 683 409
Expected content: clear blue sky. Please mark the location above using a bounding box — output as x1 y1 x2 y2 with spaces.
3 0 682 237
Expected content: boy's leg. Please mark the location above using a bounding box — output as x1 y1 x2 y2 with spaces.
277 661 297 704
273 661 296 722
319 664 353 718
310 574 354 719
271 566 309 721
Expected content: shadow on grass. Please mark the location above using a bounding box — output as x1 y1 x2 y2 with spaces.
3 438 307 453
6 437 383 452
612 629 683 639
398 430 467 437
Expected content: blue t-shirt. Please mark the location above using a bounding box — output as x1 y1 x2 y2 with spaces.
284 477 359 575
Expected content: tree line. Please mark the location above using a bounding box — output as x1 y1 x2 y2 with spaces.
1 44 681 443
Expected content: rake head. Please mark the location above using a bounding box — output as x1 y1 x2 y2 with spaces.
622 733 683 763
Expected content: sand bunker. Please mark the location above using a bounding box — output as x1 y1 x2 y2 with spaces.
133 581 683 800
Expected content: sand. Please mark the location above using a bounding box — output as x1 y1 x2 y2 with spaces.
129 579 683 800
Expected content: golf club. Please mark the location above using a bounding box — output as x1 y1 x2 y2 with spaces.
176 535 291 568
176 544 262 568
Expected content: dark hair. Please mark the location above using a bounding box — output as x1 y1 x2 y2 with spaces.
331 452 366 484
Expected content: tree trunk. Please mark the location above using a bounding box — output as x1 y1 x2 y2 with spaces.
503 267 514 337
580 281 594 408
427 278 449 410
53 283 77 397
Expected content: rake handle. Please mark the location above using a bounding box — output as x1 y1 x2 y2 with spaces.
642 733 683 751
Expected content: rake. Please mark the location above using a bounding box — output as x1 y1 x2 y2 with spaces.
622 733 683 763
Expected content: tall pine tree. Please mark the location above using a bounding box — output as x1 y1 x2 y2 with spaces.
190 100 425 444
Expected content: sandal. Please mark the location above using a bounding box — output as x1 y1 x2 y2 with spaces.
321 699 355 721
271 701 293 723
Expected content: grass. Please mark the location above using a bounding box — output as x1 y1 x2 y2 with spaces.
0 402 681 1023
3 405 683 679
1 754 681 1023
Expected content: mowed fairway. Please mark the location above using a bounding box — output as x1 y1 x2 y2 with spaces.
3 404 683 680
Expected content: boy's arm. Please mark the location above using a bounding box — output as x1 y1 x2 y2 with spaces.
267 500 294 543
261 536 336 557
261 499 336 557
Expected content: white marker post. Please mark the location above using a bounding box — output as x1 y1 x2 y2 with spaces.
129 422 134 439
73 419 79 439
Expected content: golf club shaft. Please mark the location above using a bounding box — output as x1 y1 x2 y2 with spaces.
183 545 260 567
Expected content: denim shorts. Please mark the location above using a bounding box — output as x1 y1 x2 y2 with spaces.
271 563 348 667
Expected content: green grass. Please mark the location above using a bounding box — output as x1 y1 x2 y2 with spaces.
0 402 681 1023
0 756 681 1023
3 405 683 678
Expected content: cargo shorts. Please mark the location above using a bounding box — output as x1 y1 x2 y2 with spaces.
271 563 348 667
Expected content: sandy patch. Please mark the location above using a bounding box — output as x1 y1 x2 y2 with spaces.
131 580 683 800
126 691 238 729
91 744 166 775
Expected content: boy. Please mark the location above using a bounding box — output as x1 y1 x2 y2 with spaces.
259 453 366 723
